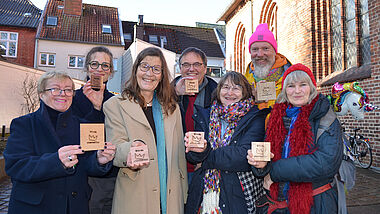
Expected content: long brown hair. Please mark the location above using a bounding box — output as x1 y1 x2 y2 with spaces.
122 47 177 116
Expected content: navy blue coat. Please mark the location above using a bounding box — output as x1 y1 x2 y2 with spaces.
185 105 270 214
4 102 112 214
253 95 343 214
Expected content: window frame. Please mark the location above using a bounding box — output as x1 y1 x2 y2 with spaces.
0 31 18 58
68 55 85 69
46 16 58 26
102 24 112 34
39 53 56 67
149 35 159 44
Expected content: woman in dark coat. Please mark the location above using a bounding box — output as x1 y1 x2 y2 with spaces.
4 71 116 214
71 46 117 214
248 63 343 214
185 72 270 214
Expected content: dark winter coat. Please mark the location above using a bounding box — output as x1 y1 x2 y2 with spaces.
174 76 217 134
185 106 270 214
4 102 112 214
253 95 343 214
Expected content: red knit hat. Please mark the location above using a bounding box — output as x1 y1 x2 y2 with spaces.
282 63 317 87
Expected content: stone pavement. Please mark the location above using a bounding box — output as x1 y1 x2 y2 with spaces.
0 167 378 213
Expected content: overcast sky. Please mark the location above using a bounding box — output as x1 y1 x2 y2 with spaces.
30 0 232 27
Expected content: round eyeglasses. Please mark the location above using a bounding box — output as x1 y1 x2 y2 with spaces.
139 62 162 74
181 62 203 70
44 88 74 96
88 61 111 71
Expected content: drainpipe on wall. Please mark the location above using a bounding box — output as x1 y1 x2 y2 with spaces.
34 38 38 68
251 0 254 34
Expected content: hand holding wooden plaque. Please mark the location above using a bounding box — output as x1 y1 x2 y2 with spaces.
91 74 103 91
188 131 205 148
251 142 271 161
129 144 149 165
256 81 276 101
185 79 199 93
80 124 105 151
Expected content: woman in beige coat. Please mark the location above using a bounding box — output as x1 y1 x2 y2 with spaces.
104 47 187 214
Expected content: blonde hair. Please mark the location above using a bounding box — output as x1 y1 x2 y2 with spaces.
37 71 75 95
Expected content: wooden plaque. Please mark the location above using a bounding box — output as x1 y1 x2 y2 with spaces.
256 81 276 101
91 75 103 91
185 79 199 93
188 131 204 148
130 144 149 165
251 142 271 161
80 123 105 151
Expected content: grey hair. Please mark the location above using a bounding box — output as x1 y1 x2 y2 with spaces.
37 71 75 95
276 70 318 104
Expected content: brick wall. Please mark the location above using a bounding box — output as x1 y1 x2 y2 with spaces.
0 26 37 68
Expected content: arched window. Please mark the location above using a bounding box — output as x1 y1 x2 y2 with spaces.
260 0 278 40
234 22 246 73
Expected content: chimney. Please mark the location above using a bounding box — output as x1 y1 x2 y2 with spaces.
135 15 144 40
138 15 144 26
64 0 83 16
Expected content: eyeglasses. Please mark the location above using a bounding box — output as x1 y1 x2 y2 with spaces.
181 62 203 70
221 84 242 93
88 61 111 71
44 88 74 96
139 62 162 74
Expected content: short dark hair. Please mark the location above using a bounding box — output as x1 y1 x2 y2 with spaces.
84 46 114 75
179 47 207 66
213 71 253 104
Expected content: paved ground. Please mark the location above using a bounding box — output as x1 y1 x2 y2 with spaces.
0 167 378 213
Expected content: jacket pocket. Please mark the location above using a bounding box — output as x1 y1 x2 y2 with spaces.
13 184 44 205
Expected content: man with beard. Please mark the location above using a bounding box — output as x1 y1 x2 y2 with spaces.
245 23 291 110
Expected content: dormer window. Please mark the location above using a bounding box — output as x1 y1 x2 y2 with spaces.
46 16 57 26
149 35 158 44
160 36 167 45
102 24 112 34
124 33 132 41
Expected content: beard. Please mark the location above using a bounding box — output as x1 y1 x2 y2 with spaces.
252 56 276 79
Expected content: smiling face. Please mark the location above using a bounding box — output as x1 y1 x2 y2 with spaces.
87 51 112 82
180 52 207 84
250 41 276 79
219 79 243 107
136 56 162 97
285 81 311 107
39 77 74 112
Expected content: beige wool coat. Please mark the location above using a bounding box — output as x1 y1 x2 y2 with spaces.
103 96 188 214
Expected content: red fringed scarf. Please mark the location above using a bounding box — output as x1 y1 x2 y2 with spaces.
265 96 319 214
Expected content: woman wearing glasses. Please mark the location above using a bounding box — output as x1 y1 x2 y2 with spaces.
103 47 187 214
184 72 270 214
71 46 117 214
4 71 116 214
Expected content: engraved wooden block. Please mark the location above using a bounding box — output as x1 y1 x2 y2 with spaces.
251 142 271 161
91 74 103 91
130 144 149 165
185 79 199 93
80 124 105 151
188 131 204 148
256 81 276 101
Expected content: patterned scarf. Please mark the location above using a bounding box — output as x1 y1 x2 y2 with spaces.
265 96 319 214
201 97 254 214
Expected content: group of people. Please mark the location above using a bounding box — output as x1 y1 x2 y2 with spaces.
4 23 343 214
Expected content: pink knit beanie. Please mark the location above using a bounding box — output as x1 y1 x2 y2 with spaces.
249 23 277 53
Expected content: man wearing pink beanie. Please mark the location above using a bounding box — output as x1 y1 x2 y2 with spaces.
245 23 292 110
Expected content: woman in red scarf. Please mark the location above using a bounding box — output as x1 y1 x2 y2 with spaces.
248 63 343 214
